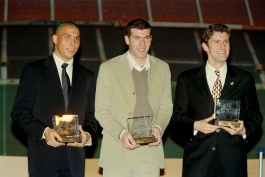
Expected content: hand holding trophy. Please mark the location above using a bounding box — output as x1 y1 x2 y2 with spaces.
214 99 241 128
52 115 81 143
127 115 157 145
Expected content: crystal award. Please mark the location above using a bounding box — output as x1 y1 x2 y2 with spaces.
214 99 241 128
52 115 81 143
127 115 157 145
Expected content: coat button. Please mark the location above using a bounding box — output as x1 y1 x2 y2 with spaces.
129 112 132 115
132 92 135 95
212 147 216 151
216 128 220 133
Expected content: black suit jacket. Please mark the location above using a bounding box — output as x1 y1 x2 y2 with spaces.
11 55 98 176
172 65 263 177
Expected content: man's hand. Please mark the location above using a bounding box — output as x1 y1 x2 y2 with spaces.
44 127 65 147
121 131 140 150
194 115 220 134
148 126 161 147
220 120 246 135
67 125 90 148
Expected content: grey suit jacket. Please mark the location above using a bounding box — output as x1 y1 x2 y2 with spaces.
95 52 173 170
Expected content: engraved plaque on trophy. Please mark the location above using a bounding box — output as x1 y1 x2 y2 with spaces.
214 99 241 128
127 115 157 145
52 115 81 143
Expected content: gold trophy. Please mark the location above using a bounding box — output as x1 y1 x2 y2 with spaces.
52 115 81 143
214 99 241 128
127 115 157 145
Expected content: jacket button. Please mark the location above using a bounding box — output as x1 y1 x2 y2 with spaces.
212 147 216 151
216 128 220 133
129 112 132 115
132 92 135 95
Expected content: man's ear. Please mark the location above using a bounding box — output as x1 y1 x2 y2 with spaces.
202 42 208 52
124 35 129 45
52 34 57 44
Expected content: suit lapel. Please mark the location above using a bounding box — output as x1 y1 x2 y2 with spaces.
119 54 135 90
220 66 236 98
148 56 157 93
45 55 64 102
195 66 213 104
68 63 83 108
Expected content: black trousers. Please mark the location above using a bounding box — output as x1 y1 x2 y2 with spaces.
30 147 72 177
204 148 225 177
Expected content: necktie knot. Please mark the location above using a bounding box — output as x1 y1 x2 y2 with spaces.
215 70 220 77
61 63 68 69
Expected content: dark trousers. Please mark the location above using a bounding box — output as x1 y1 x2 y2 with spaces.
30 147 72 177
204 148 225 177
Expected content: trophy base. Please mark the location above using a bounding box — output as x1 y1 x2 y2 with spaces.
57 136 82 143
134 136 157 145
214 120 240 128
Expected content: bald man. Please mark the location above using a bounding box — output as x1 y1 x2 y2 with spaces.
11 21 98 177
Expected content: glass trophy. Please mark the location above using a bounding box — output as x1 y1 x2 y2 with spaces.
127 115 157 145
214 99 241 128
52 115 81 143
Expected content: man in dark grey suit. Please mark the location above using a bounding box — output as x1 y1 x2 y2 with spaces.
11 21 98 177
172 24 263 177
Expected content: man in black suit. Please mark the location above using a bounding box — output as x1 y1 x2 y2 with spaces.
172 24 263 177
11 21 98 177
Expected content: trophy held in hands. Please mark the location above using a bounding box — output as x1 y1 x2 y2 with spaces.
52 115 81 143
214 99 241 128
127 115 157 145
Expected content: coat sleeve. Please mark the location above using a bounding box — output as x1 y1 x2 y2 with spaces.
11 64 47 144
243 74 263 141
95 63 126 142
83 73 99 143
153 65 173 135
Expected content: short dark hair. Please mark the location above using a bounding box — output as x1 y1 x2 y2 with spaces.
125 19 151 37
55 21 79 34
202 24 231 45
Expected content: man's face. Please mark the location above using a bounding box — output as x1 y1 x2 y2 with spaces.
52 25 80 62
125 28 152 61
202 31 230 66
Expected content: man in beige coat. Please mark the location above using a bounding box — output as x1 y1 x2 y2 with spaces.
95 19 173 177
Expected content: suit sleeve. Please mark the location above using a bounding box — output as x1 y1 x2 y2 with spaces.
83 73 98 142
154 65 173 135
171 73 195 138
11 64 47 143
243 74 263 141
95 63 125 142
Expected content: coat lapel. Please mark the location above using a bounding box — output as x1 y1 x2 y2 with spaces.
148 56 157 93
119 53 135 90
220 66 236 98
68 63 83 108
196 66 213 104
45 56 64 100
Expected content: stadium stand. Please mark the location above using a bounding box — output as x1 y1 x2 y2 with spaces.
150 0 199 22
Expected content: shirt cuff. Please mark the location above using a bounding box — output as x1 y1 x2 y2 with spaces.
155 125 161 132
193 130 198 136
242 132 246 139
119 129 126 139
42 127 49 139
84 132 92 146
